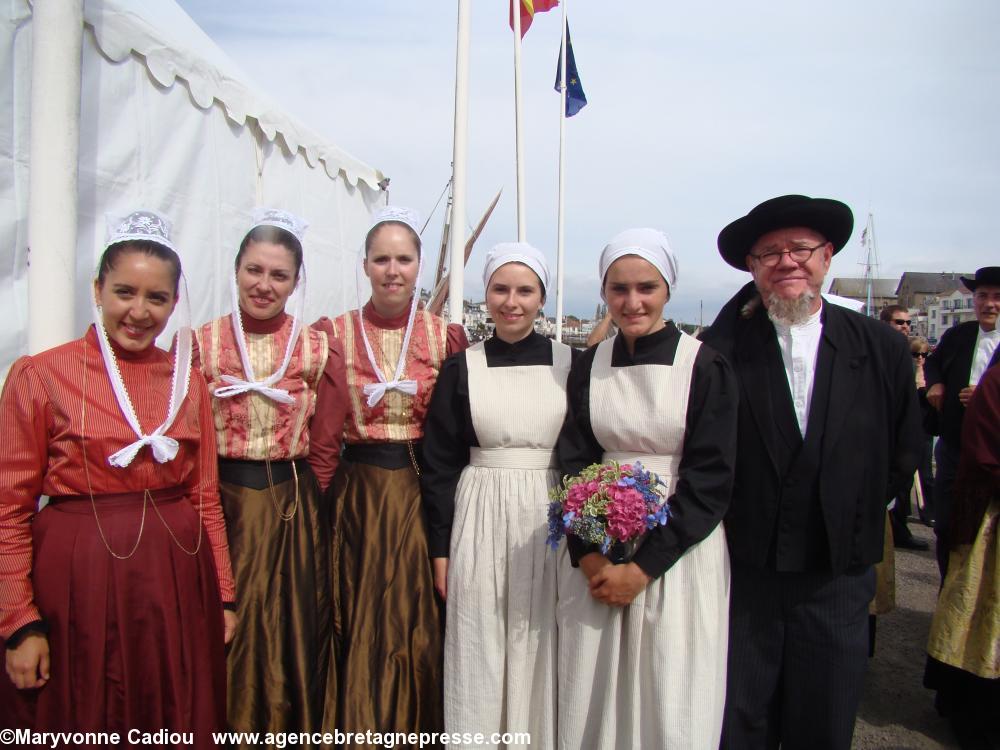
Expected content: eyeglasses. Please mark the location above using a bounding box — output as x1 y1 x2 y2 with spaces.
912 351 928 359
749 241 828 268
892 319 911 326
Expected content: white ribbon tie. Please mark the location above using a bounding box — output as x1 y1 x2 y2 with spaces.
108 434 180 468
362 379 418 408
91 299 192 469
215 272 305 406
215 375 295 404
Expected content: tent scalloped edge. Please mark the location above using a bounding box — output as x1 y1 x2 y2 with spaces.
85 9 385 192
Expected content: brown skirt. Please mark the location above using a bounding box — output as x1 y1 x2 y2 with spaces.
219 462 331 738
0 490 226 747
323 459 443 739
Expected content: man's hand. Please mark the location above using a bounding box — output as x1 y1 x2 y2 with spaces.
926 383 945 411
958 385 976 406
5 633 49 689
588 562 652 607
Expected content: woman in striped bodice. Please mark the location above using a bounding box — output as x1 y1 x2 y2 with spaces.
310 206 467 741
194 208 343 739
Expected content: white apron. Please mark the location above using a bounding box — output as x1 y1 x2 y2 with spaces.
556 332 730 749
445 339 572 750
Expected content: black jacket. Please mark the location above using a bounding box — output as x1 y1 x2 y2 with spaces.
701 283 922 573
924 320 1000 448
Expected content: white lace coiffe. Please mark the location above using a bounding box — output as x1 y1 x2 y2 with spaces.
212 272 305 405
92 300 192 468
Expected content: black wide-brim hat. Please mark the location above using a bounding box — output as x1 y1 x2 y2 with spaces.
717 195 854 271
960 266 1000 291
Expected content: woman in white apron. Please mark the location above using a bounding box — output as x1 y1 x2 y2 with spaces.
555 228 738 749
422 243 573 749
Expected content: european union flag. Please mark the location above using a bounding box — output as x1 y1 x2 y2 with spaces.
555 25 587 117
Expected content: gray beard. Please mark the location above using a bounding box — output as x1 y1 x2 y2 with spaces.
765 290 817 327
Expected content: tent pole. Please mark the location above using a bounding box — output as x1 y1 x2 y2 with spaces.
449 0 471 325
28 0 83 354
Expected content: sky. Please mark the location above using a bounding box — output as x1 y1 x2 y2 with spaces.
174 1 999 324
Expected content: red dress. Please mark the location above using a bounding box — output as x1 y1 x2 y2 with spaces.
0 327 234 744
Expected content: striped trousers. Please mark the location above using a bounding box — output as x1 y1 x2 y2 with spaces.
720 563 875 750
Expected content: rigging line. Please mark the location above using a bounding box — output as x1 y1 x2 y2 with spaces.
421 177 453 235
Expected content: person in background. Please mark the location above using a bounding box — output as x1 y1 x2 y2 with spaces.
879 305 929 550
194 208 343 738
0 211 235 744
556 228 737 748
925 364 999 750
310 206 468 741
925 266 1000 578
422 242 573 749
702 195 921 750
910 335 935 526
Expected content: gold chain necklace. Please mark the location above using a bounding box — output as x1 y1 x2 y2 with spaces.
361 314 422 477
80 339 203 558
246 393 300 522
361 313 392 380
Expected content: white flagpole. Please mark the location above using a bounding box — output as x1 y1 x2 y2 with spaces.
512 1 527 241
555 1 568 343
449 0 472 325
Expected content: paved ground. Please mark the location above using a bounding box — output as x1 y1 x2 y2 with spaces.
853 522 960 750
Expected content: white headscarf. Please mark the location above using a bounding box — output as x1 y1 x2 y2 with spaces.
598 228 679 300
482 242 551 292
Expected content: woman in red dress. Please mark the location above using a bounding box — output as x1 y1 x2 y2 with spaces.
310 206 467 739
0 211 236 744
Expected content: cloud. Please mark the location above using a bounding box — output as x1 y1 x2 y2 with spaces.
177 0 1000 322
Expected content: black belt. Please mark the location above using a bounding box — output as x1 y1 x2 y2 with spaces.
218 458 310 490
342 442 422 471
48 486 185 506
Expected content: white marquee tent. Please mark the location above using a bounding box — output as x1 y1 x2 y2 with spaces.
0 0 386 377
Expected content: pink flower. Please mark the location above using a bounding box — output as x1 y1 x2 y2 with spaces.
605 485 647 541
564 482 591 514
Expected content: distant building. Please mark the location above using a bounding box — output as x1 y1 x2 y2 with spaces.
895 272 972 310
926 289 975 344
535 316 555 337
825 277 899 314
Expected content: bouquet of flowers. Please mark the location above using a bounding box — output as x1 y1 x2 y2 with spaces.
546 461 670 557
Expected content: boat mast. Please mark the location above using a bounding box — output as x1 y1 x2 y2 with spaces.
860 213 880 317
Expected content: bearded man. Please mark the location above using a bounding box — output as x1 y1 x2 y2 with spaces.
701 195 922 750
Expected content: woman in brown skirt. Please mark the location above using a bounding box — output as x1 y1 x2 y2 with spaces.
194 209 344 738
310 206 467 740
0 211 235 744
